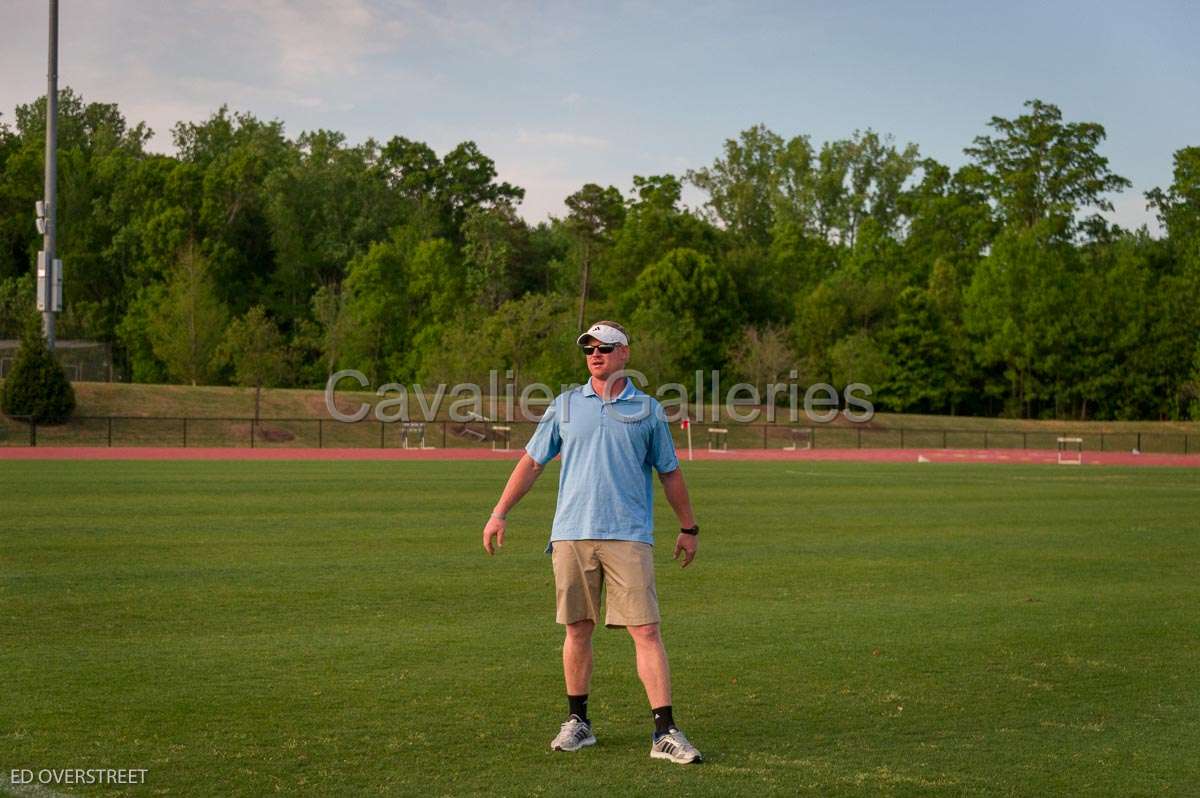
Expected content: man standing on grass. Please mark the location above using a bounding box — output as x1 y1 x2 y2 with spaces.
482 320 704 765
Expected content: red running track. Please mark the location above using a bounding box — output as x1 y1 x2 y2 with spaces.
1 446 1197 467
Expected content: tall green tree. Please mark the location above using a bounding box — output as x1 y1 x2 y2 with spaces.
148 243 229 385
264 130 394 320
964 222 1074 417
172 108 292 312
632 247 738 370
829 331 889 391
481 293 574 388
965 99 1131 237
880 286 955 412
564 183 625 331
625 306 698 390
1147 146 1200 252
394 237 464 382
379 137 524 241
771 129 919 246
337 232 409 382
5 89 158 344
0 272 36 338
293 283 348 387
603 174 717 301
115 281 169 383
900 159 995 284
689 124 784 246
439 141 525 237
792 281 846 378
218 306 290 420
0 112 35 284
462 202 530 311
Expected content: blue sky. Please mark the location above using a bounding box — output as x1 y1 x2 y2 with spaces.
2 1 1196 231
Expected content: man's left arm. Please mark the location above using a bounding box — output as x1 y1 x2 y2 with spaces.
658 468 698 568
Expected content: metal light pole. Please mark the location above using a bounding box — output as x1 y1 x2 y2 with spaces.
41 0 59 349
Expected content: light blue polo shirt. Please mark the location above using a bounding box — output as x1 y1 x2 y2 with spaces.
525 378 680 551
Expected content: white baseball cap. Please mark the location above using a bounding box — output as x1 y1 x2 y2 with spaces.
576 320 629 347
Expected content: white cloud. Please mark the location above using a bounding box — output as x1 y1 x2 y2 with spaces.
232 0 408 83
0 1 444 153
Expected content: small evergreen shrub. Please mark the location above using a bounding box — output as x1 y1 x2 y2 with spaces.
1 319 76 424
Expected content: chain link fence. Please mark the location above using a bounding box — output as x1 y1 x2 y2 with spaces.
1 416 1195 455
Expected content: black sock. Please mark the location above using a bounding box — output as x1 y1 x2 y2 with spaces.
652 705 675 736
568 694 589 724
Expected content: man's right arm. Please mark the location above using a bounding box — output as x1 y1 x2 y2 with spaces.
482 453 545 555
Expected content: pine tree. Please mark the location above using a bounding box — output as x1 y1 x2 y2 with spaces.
1 317 76 424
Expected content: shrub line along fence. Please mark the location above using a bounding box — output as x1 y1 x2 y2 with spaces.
0 416 1195 455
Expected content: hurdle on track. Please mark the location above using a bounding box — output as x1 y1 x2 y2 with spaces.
783 427 812 451
401 422 434 449
1057 436 1083 465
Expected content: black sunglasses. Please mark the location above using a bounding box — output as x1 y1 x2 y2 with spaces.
581 344 618 355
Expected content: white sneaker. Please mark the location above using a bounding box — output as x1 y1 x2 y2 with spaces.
650 727 703 764
550 715 596 752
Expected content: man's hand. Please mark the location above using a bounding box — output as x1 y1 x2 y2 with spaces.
483 515 506 555
659 469 698 568
483 456 544 556
672 532 698 568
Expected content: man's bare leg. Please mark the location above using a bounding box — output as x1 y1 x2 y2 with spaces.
563 619 595 694
628 623 701 762
552 619 599 751
627 623 671 707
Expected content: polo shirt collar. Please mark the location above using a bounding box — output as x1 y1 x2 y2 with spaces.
581 378 638 401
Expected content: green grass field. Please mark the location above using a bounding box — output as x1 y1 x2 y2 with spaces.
2 460 1198 796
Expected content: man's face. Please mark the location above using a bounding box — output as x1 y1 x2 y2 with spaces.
582 336 630 381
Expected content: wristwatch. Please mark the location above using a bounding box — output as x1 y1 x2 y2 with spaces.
680 525 699 536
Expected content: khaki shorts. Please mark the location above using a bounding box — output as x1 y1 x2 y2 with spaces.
551 539 660 628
